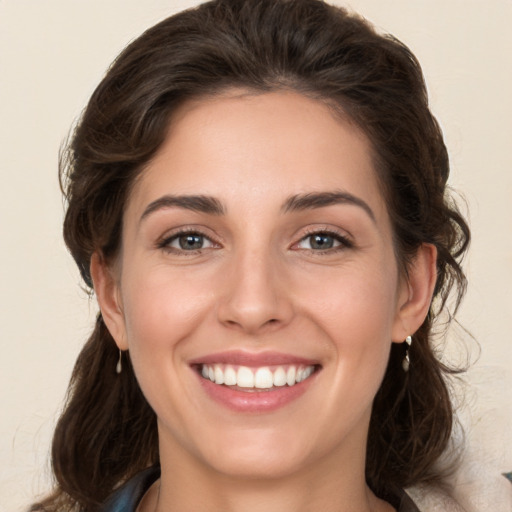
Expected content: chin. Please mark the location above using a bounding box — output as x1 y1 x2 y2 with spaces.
206 451 307 481
192 426 324 481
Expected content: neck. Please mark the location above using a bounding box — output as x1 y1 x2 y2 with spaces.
145 431 395 512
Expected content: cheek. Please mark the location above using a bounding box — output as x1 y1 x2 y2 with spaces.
117 265 217 431
296 263 399 387
120 265 214 358
298 263 399 340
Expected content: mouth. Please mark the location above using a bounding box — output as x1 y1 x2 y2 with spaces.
190 352 321 412
196 363 319 390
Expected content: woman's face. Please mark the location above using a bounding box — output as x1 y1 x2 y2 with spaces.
98 91 420 480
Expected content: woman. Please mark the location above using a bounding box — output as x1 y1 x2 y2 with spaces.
31 0 470 510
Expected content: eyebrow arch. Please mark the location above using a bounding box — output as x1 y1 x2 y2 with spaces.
282 191 376 223
140 194 225 223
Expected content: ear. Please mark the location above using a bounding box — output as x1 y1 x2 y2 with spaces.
90 252 128 350
391 243 437 343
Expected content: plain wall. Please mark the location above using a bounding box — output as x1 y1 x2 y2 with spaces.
1 1 511 510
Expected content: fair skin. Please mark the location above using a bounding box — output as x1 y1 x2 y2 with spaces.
92 91 437 512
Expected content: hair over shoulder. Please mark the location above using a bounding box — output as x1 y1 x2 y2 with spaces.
32 1 470 510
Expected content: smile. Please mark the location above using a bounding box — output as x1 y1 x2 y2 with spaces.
191 352 321 412
199 364 316 389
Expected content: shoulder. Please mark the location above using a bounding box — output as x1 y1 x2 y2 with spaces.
405 485 466 512
395 489 421 512
99 467 160 512
406 469 512 512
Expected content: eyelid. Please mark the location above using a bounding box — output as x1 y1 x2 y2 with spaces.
291 226 354 252
156 226 221 253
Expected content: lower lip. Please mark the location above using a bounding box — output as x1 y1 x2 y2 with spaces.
195 370 317 413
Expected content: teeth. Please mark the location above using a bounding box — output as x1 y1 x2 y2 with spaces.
199 363 316 389
224 365 237 386
214 365 224 385
273 367 287 387
237 366 255 388
254 367 273 388
286 366 296 386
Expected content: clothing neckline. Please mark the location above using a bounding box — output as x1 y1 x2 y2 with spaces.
100 466 420 512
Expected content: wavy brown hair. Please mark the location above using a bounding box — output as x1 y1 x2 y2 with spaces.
32 0 470 510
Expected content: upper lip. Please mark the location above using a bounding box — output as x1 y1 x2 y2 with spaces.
189 350 320 367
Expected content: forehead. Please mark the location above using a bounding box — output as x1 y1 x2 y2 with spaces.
127 90 387 220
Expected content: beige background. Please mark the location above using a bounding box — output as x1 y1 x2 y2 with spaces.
1 1 511 510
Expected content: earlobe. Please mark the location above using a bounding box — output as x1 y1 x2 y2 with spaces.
392 243 437 343
90 252 128 350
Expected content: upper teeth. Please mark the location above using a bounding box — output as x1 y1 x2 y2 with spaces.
200 364 315 389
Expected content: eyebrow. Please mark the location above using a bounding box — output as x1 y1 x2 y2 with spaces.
139 190 375 224
282 191 376 223
140 194 225 222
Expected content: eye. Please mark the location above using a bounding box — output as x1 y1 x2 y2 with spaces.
159 231 216 252
295 231 352 252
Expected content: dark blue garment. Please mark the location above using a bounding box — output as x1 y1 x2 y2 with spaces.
99 466 420 511
100 467 160 512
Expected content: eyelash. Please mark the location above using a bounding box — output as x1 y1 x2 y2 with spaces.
156 227 353 255
293 228 353 254
157 229 218 254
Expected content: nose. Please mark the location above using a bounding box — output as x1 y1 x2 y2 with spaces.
216 247 294 334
